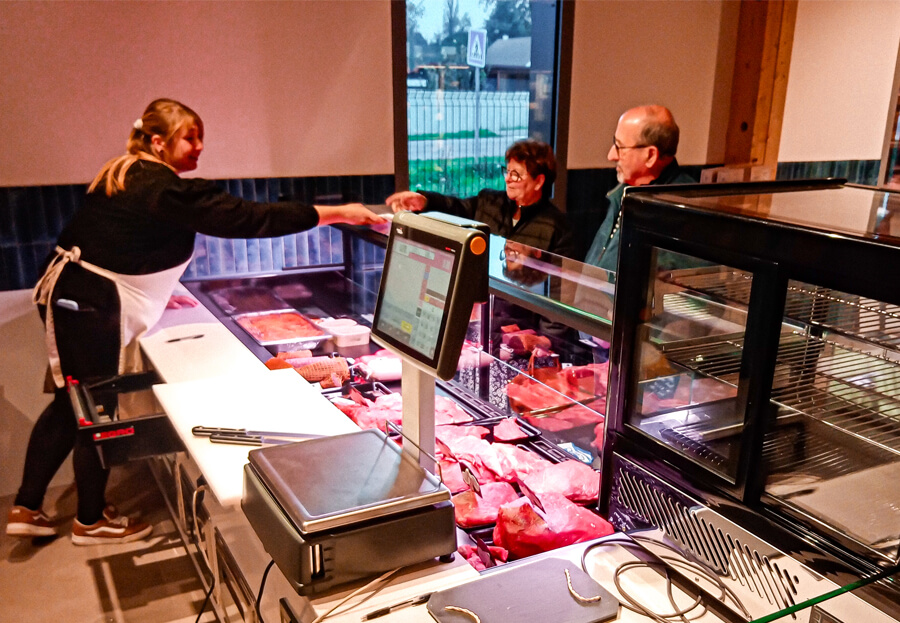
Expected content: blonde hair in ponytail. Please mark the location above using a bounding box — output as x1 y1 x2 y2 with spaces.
88 98 203 196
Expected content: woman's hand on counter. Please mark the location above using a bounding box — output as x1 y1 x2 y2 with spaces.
166 295 199 309
385 191 426 213
315 203 386 226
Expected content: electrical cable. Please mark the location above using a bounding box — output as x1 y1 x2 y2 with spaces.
194 580 216 623
256 559 276 623
191 485 211 570
581 534 751 622
310 566 403 623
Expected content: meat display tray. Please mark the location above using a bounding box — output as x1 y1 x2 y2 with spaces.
241 429 457 595
233 309 332 351
208 285 293 315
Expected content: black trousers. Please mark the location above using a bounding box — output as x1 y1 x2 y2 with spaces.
15 263 122 525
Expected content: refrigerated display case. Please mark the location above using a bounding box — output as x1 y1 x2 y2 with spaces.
601 179 900 622
183 229 616 465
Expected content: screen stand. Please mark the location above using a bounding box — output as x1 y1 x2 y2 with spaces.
401 361 436 473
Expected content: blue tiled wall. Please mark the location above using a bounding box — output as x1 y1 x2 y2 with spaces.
0 174 394 291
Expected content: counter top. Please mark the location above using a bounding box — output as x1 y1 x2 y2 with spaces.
152 368 358 506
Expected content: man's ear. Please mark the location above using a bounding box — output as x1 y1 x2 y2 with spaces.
645 146 659 168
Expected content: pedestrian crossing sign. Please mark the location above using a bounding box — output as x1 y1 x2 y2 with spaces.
467 29 487 68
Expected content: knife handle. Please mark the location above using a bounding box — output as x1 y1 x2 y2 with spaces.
209 433 263 446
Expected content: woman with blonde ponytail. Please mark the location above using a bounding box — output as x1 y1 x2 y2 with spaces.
7 99 385 546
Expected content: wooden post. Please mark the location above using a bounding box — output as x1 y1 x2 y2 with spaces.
724 0 798 169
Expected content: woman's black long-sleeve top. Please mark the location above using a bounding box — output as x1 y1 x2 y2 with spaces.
419 189 576 259
55 160 320 275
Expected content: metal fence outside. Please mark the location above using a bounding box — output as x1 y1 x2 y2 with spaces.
407 90 530 197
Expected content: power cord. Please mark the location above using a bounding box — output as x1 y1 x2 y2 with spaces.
581 534 751 622
310 566 402 623
256 559 277 623
194 580 216 623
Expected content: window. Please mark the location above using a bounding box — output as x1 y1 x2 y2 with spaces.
402 0 569 197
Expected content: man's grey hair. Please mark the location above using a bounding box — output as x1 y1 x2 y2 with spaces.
638 106 680 157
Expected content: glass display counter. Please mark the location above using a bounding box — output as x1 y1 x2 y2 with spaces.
184 227 617 466
602 180 900 622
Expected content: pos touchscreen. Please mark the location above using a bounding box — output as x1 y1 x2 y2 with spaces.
372 211 488 381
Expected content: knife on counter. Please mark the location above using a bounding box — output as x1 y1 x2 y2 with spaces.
192 426 324 446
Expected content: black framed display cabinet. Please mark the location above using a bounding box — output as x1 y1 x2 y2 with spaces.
600 179 900 621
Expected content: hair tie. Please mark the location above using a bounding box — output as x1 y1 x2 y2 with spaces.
133 118 143 131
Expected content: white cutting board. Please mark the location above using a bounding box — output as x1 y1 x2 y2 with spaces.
141 321 266 384
153 368 359 506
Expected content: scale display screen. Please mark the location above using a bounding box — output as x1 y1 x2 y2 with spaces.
375 238 456 360
372 211 488 381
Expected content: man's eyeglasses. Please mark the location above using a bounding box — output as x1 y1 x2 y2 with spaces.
499 165 528 182
612 137 649 156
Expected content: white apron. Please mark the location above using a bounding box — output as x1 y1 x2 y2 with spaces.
33 246 191 388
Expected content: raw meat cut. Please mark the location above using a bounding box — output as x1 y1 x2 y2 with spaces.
640 376 736 414
493 417 528 442
521 460 600 503
458 544 508 571
436 424 490 446
440 436 503 483
492 493 615 558
438 460 468 494
492 444 554 482
333 393 473 432
237 311 323 342
452 482 520 528
590 419 606 451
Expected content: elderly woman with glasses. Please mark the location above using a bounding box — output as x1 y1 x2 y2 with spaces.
386 139 575 259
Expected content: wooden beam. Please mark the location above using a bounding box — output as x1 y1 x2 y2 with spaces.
724 0 797 168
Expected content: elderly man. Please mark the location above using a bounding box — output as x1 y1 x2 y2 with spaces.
387 139 575 259
584 105 695 271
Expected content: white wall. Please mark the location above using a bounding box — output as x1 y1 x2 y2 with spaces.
567 0 740 169
0 0 394 186
779 0 900 162
0 291 60 497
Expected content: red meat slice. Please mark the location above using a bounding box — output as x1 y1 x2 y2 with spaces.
452 482 520 528
334 393 474 431
458 544 508 571
438 460 468 493
521 460 600 503
590 419 606 452
493 444 554 482
441 436 503 483
493 417 528 442
492 493 615 559
436 424 490 447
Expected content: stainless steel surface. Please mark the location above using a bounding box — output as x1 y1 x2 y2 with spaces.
665 270 900 350
247 429 451 533
232 309 332 349
662 331 900 456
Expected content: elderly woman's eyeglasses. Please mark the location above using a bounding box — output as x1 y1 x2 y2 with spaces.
612 137 649 156
499 165 528 182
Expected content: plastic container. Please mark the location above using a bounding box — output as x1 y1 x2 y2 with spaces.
329 323 371 347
